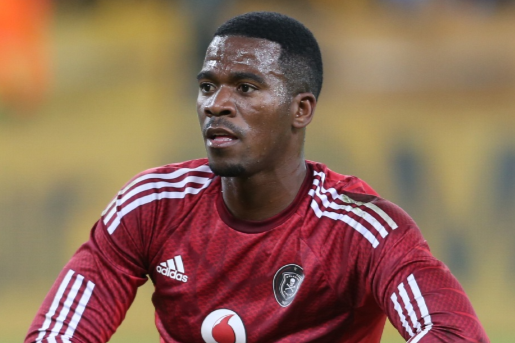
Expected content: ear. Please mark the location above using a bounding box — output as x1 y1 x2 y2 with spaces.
291 92 316 129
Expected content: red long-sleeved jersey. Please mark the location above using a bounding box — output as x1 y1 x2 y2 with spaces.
26 159 489 342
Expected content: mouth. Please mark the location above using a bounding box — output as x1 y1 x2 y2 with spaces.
205 127 239 148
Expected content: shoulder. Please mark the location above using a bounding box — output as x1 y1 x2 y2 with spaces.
120 158 215 197
306 161 420 250
101 159 216 234
115 158 216 205
303 162 427 297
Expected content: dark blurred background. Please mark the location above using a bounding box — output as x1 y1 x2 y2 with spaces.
1 0 515 342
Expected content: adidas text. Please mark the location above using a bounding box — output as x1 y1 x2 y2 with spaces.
156 266 188 282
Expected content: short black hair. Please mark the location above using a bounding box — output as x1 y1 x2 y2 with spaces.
214 11 323 100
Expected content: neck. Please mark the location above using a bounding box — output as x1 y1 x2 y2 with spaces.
221 159 307 221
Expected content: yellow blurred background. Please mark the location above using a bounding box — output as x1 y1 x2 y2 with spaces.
1 0 515 342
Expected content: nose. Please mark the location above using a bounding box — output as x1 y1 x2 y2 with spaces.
203 86 235 118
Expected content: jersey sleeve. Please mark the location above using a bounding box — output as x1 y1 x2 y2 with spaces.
25 179 154 343
370 201 489 343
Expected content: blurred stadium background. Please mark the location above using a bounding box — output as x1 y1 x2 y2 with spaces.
1 0 515 342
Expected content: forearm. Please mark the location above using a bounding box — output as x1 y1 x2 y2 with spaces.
25 231 147 342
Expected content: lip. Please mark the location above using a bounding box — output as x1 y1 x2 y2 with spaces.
205 127 239 149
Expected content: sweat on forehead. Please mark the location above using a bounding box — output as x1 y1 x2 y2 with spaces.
203 36 283 74
207 36 281 55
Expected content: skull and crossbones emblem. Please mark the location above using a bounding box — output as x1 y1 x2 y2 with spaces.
273 264 305 307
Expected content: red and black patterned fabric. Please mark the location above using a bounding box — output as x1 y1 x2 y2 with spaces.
25 159 489 343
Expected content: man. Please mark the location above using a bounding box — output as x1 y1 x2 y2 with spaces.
26 12 489 343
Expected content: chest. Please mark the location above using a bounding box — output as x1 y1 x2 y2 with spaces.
148 208 353 341
145 197 380 342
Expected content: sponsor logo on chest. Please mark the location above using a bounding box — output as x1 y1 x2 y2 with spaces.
156 255 188 283
201 309 246 343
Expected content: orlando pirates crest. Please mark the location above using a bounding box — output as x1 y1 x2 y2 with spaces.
273 264 304 307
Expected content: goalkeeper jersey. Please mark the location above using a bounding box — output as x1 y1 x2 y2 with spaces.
25 158 489 343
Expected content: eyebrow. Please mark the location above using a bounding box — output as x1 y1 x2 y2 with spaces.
196 71 215 81
197 71 265 85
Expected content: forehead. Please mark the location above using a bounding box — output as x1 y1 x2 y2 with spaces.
203 36 283 75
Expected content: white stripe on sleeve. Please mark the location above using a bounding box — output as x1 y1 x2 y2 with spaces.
398 282 422 333
408 274 432 327
310 199 380 248
391 274 433 341
308 170 399 247
312 181 390 238
364 202 398 229
62 280 96 342
101 164 212 220
314 170 397 232
36 269 75 342
103 175 211 224
391 292 415 337
107 179 213 234
46 274 84 342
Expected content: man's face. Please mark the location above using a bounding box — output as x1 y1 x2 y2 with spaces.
197 36 295 177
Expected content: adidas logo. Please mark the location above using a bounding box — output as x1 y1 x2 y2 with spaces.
156 255 188 283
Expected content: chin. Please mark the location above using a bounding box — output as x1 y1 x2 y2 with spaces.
208 161 247 177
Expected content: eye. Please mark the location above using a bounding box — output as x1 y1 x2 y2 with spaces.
199 82 215 93
238 83 256 93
